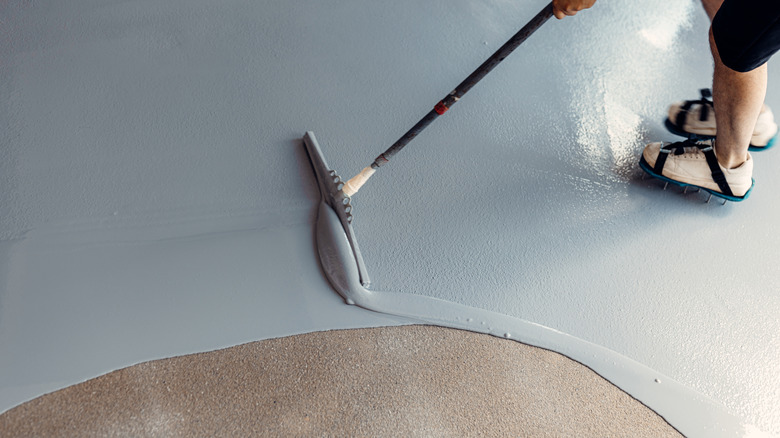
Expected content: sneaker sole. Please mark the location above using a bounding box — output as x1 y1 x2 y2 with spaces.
664 118 777 152
638 155 753 202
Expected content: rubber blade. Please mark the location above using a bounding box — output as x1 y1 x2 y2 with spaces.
303 131 371 290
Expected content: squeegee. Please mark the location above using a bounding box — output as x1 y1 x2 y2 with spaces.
304 2 553 299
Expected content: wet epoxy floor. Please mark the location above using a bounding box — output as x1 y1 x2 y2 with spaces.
1 0 779 436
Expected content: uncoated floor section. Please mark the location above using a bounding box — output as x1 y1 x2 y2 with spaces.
0 326 681 437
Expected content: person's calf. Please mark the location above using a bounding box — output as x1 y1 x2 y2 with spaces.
709 28 767 169
701 0 724 21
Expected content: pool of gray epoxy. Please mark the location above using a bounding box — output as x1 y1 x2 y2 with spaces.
0 0 778 435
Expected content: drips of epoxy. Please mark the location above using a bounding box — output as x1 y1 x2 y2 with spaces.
1 0 779 436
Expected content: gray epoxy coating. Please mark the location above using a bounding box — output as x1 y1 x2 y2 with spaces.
1 0 779 436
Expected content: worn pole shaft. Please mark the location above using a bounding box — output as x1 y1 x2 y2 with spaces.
370 2 553 169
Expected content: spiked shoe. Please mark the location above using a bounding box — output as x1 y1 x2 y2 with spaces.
639 139 754 202
665 89 778 151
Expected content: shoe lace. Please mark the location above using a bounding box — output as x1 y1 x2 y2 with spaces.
662 140 706 158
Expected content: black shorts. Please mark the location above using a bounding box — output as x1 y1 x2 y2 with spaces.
712 0 780 72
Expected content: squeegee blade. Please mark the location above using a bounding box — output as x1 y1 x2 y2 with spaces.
302 132 371 288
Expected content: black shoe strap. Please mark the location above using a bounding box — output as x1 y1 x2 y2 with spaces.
701 145 734 197
675 88 713 128
654 140 735 197
653 141 689 175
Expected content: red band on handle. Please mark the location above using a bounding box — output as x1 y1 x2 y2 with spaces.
434 101 449 115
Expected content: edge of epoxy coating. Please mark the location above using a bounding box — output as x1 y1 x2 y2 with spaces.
360 291 758 438
313 189 759 437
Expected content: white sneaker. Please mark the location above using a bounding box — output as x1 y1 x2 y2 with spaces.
666 89 778 150
639 139 754 201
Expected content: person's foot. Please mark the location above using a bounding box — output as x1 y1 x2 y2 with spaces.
665 89 778 151
639 139 754 201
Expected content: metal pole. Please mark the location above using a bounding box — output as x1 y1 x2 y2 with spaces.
370 2 553 169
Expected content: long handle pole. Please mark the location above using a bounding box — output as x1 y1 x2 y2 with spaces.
343 2 553 196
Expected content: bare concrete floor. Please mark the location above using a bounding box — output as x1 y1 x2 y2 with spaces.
0 325 680 437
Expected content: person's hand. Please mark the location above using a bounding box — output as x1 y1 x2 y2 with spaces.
552 0 596 19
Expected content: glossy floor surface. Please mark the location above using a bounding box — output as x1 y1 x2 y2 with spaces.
1 0 779 436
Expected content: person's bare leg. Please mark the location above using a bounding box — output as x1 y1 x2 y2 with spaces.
700 0 723 21
709 29 767 169
701 0 766 169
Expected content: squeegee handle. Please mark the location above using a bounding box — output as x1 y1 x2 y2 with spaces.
371 2 553 168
